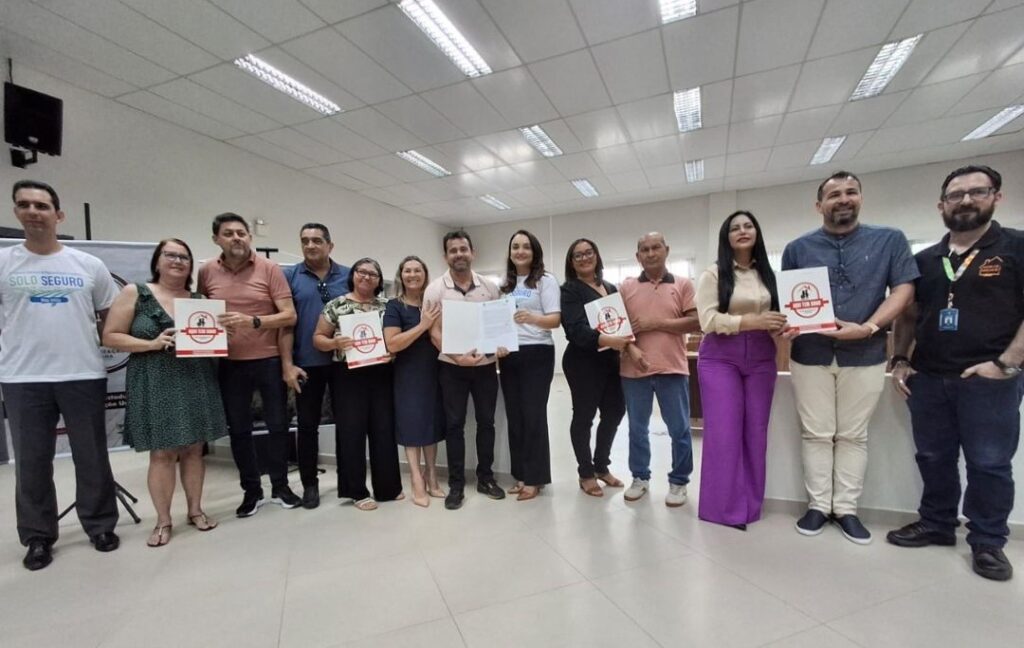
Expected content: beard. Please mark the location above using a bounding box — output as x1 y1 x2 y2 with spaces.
942 203 994 232
825 204 859 228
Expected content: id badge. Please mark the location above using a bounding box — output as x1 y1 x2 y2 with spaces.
938 308 959 331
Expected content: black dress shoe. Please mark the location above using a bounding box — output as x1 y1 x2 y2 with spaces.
90 531 120 552
302 485 320 510
476 480 506 500
445 487 464 510
886 521 956 548
972 545 1013 581
23 541 53 571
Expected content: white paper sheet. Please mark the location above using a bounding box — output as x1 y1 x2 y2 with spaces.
777 267 837 333
174 298 227 357
441 297 519 355
338 310 390 368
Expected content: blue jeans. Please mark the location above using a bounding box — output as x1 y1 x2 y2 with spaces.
621 374 693 485
907 371 1023 548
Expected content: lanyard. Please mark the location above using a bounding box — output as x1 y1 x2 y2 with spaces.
942 249 979 307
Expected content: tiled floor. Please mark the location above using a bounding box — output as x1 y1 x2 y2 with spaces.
1 377 1022 647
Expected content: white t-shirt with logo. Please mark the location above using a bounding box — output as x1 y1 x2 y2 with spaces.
0 244 119 382
507 272 561 346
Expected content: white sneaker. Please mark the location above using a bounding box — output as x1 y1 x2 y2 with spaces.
665 483 687 507
623 478 649 501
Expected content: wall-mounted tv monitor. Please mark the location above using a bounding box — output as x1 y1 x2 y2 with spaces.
4 82 63 156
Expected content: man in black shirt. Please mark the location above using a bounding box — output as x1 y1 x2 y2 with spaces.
889 164 1024 581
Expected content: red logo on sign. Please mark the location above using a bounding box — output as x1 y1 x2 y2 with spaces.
785 282 830 319
181 311 223 344
351 323 383 354
596 306 628 334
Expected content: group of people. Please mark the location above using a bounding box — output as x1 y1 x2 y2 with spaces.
1 164 1020 583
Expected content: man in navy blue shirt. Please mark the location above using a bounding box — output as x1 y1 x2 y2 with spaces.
280 223 349 508
782 171 918 544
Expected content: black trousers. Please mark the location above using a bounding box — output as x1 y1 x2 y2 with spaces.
219 357 290 494
1 379 118 546
331 362 402 501
500 345 554 485
562 346 625 478
294 364 336 487
439 362 498 489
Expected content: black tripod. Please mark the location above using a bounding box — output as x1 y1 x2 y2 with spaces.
57 480 142 524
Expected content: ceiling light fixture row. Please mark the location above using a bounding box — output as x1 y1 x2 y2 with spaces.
684 159 704 182
674 87 702 133
810 136 847 165
399 0 492 77
519 125 564 157
962 104 1024 141
479 194 511 210
232 54 341 116
660 0 698 24
572 178 600 198
397 150 452 177
849 34 922 101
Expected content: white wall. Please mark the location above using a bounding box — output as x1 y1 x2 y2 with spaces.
0 66 447 271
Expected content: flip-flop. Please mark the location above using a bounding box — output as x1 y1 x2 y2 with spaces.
146 524 172 547
354 498 378 511
187 512 218 531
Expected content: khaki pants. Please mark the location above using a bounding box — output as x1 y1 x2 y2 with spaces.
789 360 886 516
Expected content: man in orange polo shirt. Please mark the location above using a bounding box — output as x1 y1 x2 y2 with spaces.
619 232 700 507
198 213 299 517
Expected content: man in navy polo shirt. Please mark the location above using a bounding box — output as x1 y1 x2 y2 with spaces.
280 223 349 508
889 165 1023 581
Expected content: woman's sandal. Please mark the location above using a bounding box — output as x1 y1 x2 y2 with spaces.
187 512 217 532
517 486 540 501
354 498 378 511
579 478 604 498
596 472 624 488
146 524 172 547
507 481 525 495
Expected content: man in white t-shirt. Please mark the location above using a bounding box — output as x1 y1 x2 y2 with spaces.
0 180 120 571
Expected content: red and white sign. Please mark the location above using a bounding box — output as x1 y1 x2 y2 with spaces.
584 292 635 342
778 267 837 334
174 298 228 357
339 311 390 368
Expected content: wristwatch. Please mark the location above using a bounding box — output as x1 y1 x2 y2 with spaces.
888 354 911 371
992 357 1022 377
252 316 262 329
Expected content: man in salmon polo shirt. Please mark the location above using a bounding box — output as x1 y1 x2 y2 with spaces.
619 232 700 507
198 213 299 518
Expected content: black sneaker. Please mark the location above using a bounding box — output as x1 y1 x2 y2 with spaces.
476 479 506 500
795 509 829 536
236 491 264 518
445 487 465 510
271 485 302 509
301 485 320 510
834 514 872 545
972 545 1013 581
886 520 956 548
23 540 53 571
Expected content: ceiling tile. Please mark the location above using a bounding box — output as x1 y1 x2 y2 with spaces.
420 81 510 137
509 160 570 185
885 22 971 93
334 108 425 152
616 94 678 141
336 160 400 187
568 0 661 45
365 153 448 182
728 116 783 153
884 74 986 127
533 119 587 155
702 80 734 128
375 95 465 144
256 127 352 165
830 91 911 133
379 183 442 205
565 108 630 149
0 28 136 97
644 164 686 188
190 64 324 125
789 48 878 112
209 0 325 41
736 0 825 76
300 0 387 23
633 135 683 168
775 105 843 145
118 91 244 140
725 148 772 175
473 67 560 127
766 140 821 170
412 146 470 175
304 165 371 191
807 0 910 59
829 131 872 162
548 152 603 179
431 0 522 72
606 170 649 193
294 118 389 159
408 178 463 201
663 6 739 89
700 155 728 180
229 134 320 168
150 78 281 134
730 65 801 121
440 173 498 197
337 6 466 92
432 139 503 172
858 111 993 157
590 144 642 175
891 0 991 38
248 47 364 110
537 181 584 202
480 0 586 62
121 0 269 60
359 186 408 207
506 186 552 207
946 63 1024 115
474 131 541 165
282 28 410 104
528 49 612 116
592 30 670 104
476 166 532 192
33 0 219 75
679 125 729 159
925 5 1024 83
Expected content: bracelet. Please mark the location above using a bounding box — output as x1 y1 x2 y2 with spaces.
864 321 880 336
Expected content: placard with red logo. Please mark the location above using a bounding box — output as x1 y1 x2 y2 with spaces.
584 292 635 346
778 267 837 334
174 298 228 357
339 310 390 368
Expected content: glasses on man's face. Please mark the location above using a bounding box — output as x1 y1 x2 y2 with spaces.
161 252 190 263
317 280 330 303
354 269 380 280
572 248 596 262
942 187 996 204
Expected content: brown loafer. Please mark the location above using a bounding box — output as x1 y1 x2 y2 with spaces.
517 486 540 501
579 478 604 497
596 472 624 488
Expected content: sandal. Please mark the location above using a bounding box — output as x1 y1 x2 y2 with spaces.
596 472 624 488
146 524 172 547
187 512 217 531
579 478 604 498
517 486 540 501
507 481 525 495
354 498 378 511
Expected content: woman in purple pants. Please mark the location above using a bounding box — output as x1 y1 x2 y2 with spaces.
696 211 786 530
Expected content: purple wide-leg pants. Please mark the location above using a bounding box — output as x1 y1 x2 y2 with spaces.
697 331 778 526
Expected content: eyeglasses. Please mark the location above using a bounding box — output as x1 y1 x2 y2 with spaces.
354 269 380 280
942 187 996 203
161 252 191 263
317 280 330 304
572 248 596 262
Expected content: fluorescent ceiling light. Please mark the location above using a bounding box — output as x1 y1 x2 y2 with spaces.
962 105 1024 141
849 35 922 101
233 54 341 116
397 150 452 177
660 0 697 24
519 125 563 157
479 194 510 210
673 87 702 133
571 178 599 198
684 159 704 183
399 0 491 77
810 136 847 165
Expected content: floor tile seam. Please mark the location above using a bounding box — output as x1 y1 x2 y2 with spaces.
276 526 300 648
448 573 592 616
585 573 668 648
821 620 869 647
416 545 471 647
802 571 968 625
